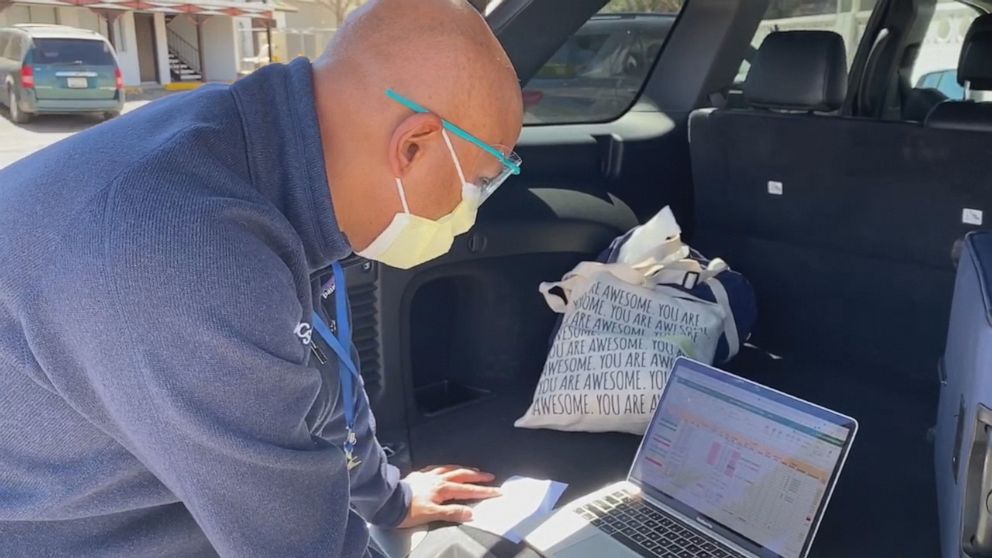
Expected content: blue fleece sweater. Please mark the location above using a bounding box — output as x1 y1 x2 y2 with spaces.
0 59 410 557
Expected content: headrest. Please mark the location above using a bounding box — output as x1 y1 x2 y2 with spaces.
959 14 992 90
744 31 848 112
925 100 992 132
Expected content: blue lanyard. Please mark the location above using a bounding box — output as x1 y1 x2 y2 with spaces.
310 262 360 459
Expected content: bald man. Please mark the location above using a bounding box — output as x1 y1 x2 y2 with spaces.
0 0 523 556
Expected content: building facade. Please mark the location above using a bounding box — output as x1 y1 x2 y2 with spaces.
0 0 285 87
248 0 364 67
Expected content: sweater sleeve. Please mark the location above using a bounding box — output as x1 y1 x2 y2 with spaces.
86 177 370 557
311 271 411 527
336 347 412 527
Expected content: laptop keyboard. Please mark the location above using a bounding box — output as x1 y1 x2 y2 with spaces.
573 489 746 558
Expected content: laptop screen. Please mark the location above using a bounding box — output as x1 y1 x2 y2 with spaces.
629 358 857 558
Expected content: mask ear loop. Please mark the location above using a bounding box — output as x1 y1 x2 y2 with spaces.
394 177 411 214
442 129 469 186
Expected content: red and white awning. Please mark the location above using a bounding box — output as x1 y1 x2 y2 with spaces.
16 0 288 17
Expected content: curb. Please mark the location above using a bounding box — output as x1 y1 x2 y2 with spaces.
164 82 205 92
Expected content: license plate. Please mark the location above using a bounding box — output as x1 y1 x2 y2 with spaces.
66 77 88 89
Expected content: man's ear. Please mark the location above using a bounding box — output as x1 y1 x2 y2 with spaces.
388 113 444 178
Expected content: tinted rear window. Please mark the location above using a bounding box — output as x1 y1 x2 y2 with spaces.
522 6 681 125
31 38 114 65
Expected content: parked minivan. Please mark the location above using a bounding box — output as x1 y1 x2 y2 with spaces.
0 24 124 124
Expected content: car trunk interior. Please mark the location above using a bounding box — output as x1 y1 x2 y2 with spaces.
401 248 941 558
357 0 980 556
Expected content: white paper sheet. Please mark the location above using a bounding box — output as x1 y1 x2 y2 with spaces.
463 476 568 543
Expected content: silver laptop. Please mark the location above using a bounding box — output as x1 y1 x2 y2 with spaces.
526 357 857 558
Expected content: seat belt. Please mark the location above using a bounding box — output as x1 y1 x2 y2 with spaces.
890 47 918 120
848 28 891 117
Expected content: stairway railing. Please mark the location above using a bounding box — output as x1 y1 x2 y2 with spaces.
166 28 201 75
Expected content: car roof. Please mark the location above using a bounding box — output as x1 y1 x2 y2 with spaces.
7 24 107 40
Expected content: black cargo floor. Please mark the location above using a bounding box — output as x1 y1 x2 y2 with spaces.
726 350 940 558
410 385 643 500
408 349 940 558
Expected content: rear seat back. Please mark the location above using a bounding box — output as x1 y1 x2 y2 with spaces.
689 30 992 380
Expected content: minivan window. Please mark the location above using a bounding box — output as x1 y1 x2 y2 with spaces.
31 38 115 66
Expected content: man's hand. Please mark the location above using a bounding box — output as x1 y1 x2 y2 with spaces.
397 465 501 528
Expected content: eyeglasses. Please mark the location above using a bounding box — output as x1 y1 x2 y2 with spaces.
386 89 522 202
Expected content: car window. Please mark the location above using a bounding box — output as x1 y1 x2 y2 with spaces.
521 0 684 125
910 0 981 100
0 34 10 60
735 0 879 85
30 38 115 66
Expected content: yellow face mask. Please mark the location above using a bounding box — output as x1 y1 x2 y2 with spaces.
355 131 482 269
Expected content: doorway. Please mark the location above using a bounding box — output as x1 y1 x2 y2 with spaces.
134 13 159 83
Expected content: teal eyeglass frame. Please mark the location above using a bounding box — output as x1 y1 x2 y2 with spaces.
386 89 521 176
